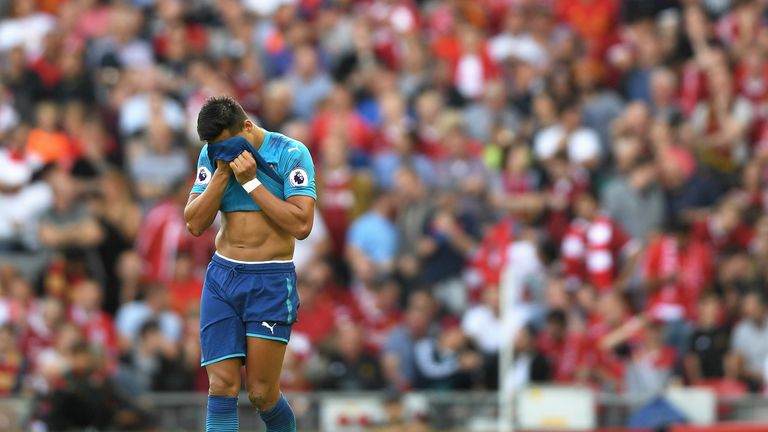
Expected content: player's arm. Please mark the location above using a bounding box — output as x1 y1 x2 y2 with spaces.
229 151 315 240
184 159 230 237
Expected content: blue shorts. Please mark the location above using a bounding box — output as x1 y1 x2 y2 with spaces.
199 252 299 367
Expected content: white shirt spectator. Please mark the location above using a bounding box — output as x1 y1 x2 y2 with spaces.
0 101 19 135
0 12 55 56
115 301 182 344
0 152 52 249
534 125 601 164
489 33 547 68
461 304 502 354
732 318 768 377
119 94 186 137
455 55 484 99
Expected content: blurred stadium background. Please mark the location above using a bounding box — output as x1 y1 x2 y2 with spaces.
2 0 768 431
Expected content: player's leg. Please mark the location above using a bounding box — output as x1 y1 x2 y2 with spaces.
200 263 247 432
245 336 296 432
205 359 242 432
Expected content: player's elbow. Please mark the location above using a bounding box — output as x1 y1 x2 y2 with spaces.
186 222 204 237
293 222 312 240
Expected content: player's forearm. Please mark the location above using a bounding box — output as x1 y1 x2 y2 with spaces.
248 188 313 239
184 173 228 236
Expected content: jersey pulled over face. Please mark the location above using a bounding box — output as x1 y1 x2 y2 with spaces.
191 132 317 212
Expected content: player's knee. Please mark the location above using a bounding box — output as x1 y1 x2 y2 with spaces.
208 371 240 396
247 381 279 410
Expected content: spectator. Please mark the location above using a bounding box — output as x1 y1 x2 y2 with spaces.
116 319 189 395
317 323 385 391
373 129 434 191
602 156 665 240
624 320 678 395
649 68 682 123
126 119 190 203
91 170 142 313
691 197 755 254
730 291 768 391
462 286 503 388
26 101 72 165
644 220 715 324
413 320 483 390
536 309 584 383
167 251 204 315
383 290 438 390
533 99 602 168
503 325 551 392
67 279 118 362
685 293 731 383
690 60 753 177
561 190 639 292
292 260 348 347
136 180 214 283
418 191 479 313
43 342 151 431
286 44 333 120
115 284 182 352
37 169 103 274
0 144 52 253
0 0 56 56
0 324 24 395
317 133 371 257
463 80 520 144
346 192 398 277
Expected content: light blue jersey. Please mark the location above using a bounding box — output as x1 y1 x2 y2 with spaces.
190 132 316 212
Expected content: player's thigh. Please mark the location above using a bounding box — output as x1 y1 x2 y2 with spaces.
245 337 288 407
206 358 243 396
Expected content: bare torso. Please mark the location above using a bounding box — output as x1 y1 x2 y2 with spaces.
215 211 295 261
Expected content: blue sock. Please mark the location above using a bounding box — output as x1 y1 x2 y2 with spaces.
260 393 296 432
206 395 239 432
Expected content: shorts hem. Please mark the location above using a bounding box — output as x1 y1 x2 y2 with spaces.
246 333 289 344
200 353 246 367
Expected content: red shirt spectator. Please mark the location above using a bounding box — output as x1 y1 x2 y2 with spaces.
350 279 403 353
137 192 215 283
556 0 618 57
644 232 714 321
311 87 375 154
536 310 585 383
167 252 204 315
691 201 755 254
561 205 635 292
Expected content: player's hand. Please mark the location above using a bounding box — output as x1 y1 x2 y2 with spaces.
230 151 257 185
215 160 232 176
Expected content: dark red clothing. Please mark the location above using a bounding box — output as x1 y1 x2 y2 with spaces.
318 167 356 256
644 236 714 321
137 200 215 282
536 331 586 383
68 306 118 353
556 0 619 57
168 277 204 315
561 214 633 292
292 292 338 345
691 218 754 254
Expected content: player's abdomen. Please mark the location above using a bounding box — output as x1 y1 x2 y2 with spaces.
215 211 295 261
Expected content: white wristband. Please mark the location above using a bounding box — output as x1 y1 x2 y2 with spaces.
242 178 262 193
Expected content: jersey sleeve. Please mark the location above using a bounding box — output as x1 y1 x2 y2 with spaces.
283 142 317 199
190 145 214 194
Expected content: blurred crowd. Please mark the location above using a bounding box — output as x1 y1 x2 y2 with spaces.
2 0 768 428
